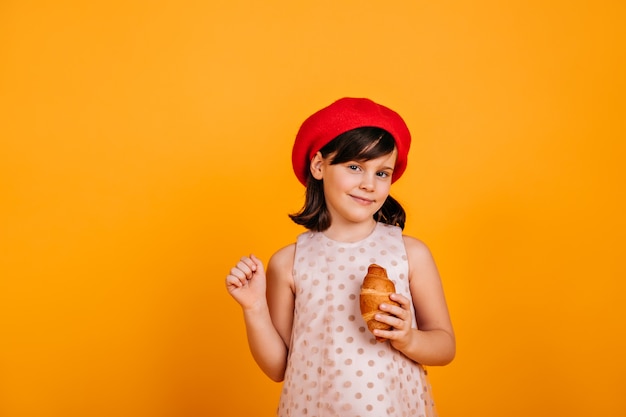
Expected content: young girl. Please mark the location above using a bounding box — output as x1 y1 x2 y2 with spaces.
225 97 455 417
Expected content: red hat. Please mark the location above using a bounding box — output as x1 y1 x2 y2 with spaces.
291 97 411 185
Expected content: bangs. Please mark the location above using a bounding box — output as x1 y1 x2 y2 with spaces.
320 127 396 165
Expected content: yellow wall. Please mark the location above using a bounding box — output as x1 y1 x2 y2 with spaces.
1 1 624 416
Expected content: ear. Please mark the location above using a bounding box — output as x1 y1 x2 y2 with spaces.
309 152 324 180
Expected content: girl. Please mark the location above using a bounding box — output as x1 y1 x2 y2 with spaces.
225 97 455 417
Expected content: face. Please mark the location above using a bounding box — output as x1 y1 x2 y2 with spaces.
311 149 398 226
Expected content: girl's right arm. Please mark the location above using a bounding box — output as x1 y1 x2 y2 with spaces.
225 246 295 382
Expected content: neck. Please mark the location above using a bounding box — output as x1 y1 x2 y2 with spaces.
322 220 378 243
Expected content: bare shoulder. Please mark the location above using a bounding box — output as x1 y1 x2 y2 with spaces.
267 243 296 287
268 243 296 269
402 235 435 259
401 235 439 281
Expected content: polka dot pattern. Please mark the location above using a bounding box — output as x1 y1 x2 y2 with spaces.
278 223 438 417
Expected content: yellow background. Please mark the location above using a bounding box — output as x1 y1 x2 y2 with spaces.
1 1 625 416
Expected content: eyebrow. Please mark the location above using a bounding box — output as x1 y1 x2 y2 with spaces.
349 160 395 171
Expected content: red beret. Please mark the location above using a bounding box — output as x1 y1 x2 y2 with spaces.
291 97 411 186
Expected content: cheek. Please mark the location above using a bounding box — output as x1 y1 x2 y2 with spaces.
325 173 354 191
338 176 358 189
377 180 392 195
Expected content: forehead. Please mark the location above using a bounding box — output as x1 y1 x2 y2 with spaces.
355 148 398 168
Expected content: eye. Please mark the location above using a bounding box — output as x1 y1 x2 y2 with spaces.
377 171 391 178
347 164 361 171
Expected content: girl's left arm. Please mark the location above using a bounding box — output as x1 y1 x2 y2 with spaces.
373 235 455 366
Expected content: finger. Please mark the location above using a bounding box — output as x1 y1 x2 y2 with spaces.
237 257 256 275
380 301 412 328
375 312 405 329
230 265 250 281
229 258 257 284
379 301 407 319
372 328 393 340
225 274 245 289
389 293 411 309
249 254 265 275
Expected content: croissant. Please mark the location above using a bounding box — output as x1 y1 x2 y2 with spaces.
359 264 399 342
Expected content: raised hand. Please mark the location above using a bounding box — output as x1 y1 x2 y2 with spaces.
225 254 267 311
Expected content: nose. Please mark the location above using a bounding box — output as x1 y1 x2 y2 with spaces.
359 173 375 191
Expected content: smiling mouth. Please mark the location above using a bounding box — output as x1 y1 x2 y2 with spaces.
350 195 375 205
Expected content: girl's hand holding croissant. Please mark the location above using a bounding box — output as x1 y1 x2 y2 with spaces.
373 292 415 351
225 254 267 311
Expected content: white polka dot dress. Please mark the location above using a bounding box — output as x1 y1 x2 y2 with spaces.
278 223 438 417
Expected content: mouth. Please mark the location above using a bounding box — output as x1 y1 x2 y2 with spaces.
349 194 375 205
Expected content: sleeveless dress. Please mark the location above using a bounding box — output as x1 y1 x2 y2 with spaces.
277 223 438 417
